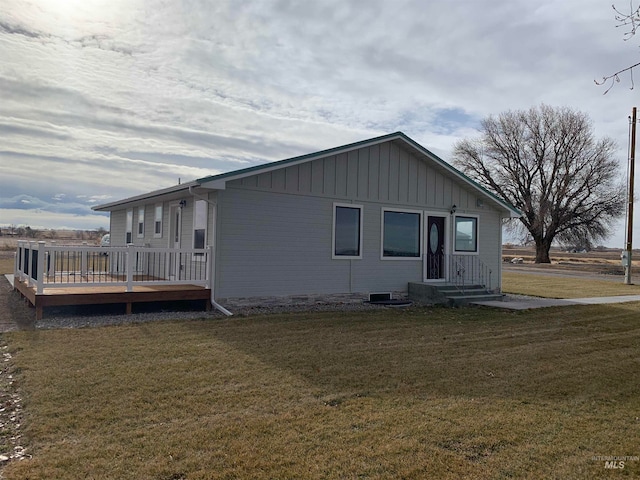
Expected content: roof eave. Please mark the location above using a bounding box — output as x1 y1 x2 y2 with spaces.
92 181 198 211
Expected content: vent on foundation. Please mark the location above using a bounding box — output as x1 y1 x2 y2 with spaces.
368 292 392 302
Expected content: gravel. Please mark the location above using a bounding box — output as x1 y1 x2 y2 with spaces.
34 301 387 330
0 275 395 332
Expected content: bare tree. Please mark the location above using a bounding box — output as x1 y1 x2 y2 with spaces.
596 2 640 93
453 105 625 263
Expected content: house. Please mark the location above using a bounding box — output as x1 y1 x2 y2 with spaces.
93 132 520 311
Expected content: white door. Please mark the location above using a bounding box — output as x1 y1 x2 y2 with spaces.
168 205 182 280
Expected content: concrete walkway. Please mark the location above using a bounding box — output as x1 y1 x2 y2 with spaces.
473 294 640 310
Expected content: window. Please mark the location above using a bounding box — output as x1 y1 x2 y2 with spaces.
454 216 478 253
193 200 207 259
154 204 163 238
333 204 362 259
382 210 421 258
125 209 133 244
137 206 145 238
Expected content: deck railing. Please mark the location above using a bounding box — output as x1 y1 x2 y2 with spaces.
14 241 212 294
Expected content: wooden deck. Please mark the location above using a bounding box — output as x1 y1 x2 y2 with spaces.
12 276 211 320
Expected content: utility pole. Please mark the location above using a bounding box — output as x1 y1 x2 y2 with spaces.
625 107 636 285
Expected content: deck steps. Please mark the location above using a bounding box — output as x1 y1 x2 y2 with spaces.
408 282 504 307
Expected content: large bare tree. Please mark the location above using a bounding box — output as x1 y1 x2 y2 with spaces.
453 105 625 263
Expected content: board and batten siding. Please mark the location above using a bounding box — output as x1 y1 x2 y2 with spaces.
233 142 478 210
109 210 127 246
214 141 504 299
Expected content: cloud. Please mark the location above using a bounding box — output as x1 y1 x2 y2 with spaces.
0 0 636 245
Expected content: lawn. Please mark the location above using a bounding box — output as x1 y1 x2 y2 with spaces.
0 254 14 276
2 305 640 479
503 271 640 298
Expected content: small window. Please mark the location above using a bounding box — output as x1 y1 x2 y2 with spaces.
125 209 133 244
382 210 421 258
454 216 478 253
154 204 163 238
137 206 145 238
333 204 362 259
193 200 207 259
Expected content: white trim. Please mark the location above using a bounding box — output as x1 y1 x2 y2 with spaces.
192 199 208 262
168 203 182 249
380 207 423 261
125 209 133 244
154 203 163 238
332 202 363 260
137 206 145 239
453 213 480 255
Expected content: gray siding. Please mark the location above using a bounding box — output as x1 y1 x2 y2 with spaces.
216 140 504 298
214 188 501 299
108 192 218 250
232 142 483 211
109 210 127 246
106 140 505 299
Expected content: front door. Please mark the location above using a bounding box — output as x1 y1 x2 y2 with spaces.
426 216 445 280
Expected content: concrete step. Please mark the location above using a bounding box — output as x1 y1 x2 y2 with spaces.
440 288 490 297
448 293 505 307
408 282 501 306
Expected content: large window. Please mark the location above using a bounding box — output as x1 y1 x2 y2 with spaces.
333 204 363 259
382 210 421 258
125 209 133 244
454 216 478 253
154 204 163 238
137 206 145 238
193 200 207 259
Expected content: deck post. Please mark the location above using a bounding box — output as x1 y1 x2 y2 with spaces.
28 241 36 288
17 242 25 282
205 245 213 289
81 242 88 278
126 244 134 292
13 245 18 280
48 241 56 278
36 241 46 295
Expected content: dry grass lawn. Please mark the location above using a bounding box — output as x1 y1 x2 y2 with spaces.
0 254 14 275
2 305 640 479
503 271 640 298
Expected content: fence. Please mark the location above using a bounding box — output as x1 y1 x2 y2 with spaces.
14 241 212 294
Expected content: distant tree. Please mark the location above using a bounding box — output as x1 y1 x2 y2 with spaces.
453 105 625 263
24 226 38 238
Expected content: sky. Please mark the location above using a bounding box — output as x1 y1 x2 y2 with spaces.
1 0 640 247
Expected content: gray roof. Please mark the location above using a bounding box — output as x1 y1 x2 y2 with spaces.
93 131 521 217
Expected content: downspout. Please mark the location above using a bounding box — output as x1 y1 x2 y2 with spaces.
189 185 233 316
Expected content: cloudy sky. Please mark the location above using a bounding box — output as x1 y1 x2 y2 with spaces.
1 0 640 246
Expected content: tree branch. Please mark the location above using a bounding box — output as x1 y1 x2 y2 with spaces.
595 3 640 93
594 60 640 94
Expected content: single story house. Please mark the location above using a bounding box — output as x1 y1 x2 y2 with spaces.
93 132 520 310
